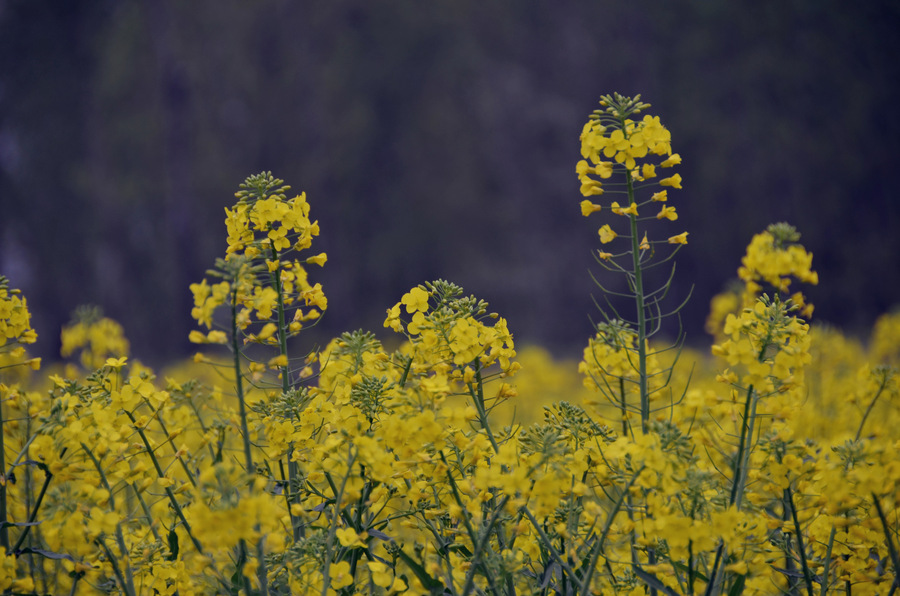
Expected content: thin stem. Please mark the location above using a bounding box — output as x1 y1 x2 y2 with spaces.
97 538 135 596
873 493 900 595
130 483 162 543
152 410 198 487
855 373 889 441
520 506 581 580
624 169 650 434
820 526 836 596
729 384 757 509
80 445 136 596
320 446 356 596
230 287 254 473
460 495 510 596
438 451 501 595
468 366 500 454
580 465 645 592
0 396 8 552
270 246 303 545
122 414 205 555
269 247 291 396
10 463 53 554
706 384 757 596
786 488 814 596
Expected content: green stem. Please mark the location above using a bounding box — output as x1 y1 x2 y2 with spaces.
0 396 8 552
460 495 510 596
687 540 695 595
269 247 303 544
122 415 205 555
820 526 836 596
80 445 136 595
228 276 272 593
256 536 270 596
321 446 356 596
268 247 291 397
9 463 53 554
625 170 650 434
438 451 502 595
706 384 758 596
520 506 581 580
97 538 135 596
152 410 198 487
855 373 889 441
729 384 757 509
130 483 162 542
580 464 645 592
468 366 500 454
235 539 253 595
873 493 900 595
230 288 254 473
786 488 814 596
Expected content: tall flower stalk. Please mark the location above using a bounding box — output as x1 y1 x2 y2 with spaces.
188 172 327 594
576 92 688 434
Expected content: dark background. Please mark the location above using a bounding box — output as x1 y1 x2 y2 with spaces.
2 0 899 366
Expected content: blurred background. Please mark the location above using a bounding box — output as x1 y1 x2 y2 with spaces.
1 0 899 366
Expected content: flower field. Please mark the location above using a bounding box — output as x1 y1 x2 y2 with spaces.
0 94 898 595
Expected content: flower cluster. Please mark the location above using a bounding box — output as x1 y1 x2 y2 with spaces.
577 93 687 253
0 100 896 596
60 306 130 371
189 173 326 373
0 276 39 371
738 222 819 315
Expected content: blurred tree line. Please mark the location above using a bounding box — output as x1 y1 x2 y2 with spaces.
1 0 899 365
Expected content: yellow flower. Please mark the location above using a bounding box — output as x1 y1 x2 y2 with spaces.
330 561 354 589
660 173 682 189
400 287 430 313
656 205 678 221
306 252 328 267
668 232 689 244
383 303 402 332
336 527 367 549
610 202 638 216
576 159 591 176
205 330 226 343
580 200 602 216
268 354 288 369
594 161 614 178
256 322 278 341
639 233 650 251
449 317 483 365
724 561 749 575
651 190 668 202
598 225 618 244
660 153 682 167
580 180 604 196
368 561 394 588
105 356 128 368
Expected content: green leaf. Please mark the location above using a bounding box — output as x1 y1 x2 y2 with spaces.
634 566 680 596
727 573 746 596
671 559 709 582
17 547 76 562
166 528 179 561
395 547 445 595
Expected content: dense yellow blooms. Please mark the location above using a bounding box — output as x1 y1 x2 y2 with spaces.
577 93 688 254
0 112 896 596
